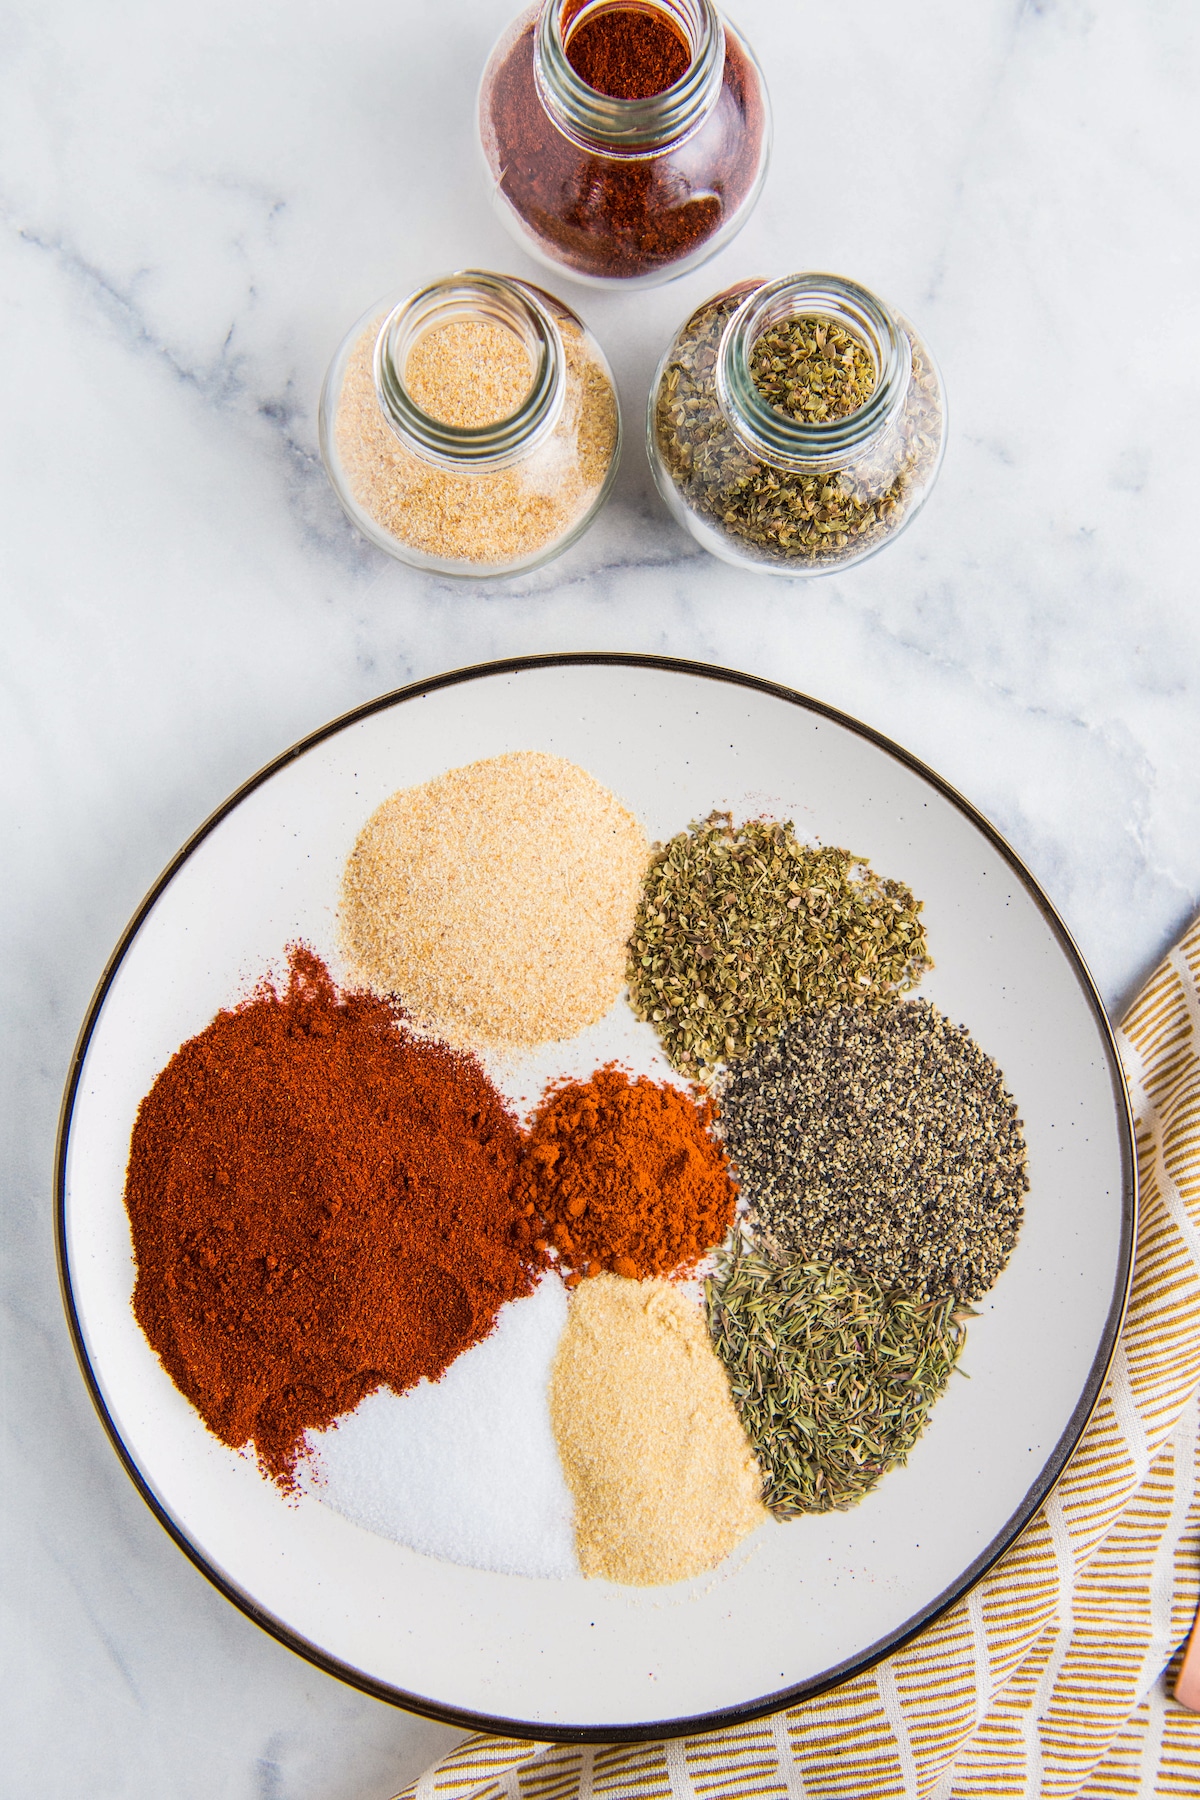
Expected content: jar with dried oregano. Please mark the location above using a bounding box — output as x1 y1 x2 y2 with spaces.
648 272 946 575
320 270 620 577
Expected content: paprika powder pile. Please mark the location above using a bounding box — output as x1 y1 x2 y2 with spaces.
517 1064 736 1279
126 947 538 1486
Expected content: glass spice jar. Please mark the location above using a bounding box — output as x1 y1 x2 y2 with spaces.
478 0 770 288
648 273 947 575
319 270 620 578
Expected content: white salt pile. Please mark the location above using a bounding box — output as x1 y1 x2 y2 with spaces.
302 1273 579 1579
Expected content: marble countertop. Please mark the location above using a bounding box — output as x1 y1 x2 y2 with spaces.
3 1 1198 1794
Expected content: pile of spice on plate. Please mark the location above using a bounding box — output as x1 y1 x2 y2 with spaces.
125 946 538 1485
626 812 931 1074
549 1273 769 1584
718 1000 1029 1301
304 1274 580 1580
518 1064 736 1280
341 752 648 1052
706 1246 969 1515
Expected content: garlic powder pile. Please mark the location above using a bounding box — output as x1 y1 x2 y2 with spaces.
549 1274 769 1585
340 752 649 1052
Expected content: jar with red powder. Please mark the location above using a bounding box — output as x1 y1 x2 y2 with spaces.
478 0 770 288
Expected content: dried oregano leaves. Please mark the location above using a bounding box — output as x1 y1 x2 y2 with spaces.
653 295 943 568
625 813 931 1075
750 316 875 424
705 1245 969 1516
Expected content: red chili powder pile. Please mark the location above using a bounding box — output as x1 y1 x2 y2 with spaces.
565 5 691 99
516 1064 736 1280
125 947 537 1485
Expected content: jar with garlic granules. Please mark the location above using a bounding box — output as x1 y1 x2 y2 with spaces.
320 270 620 577
648 272 945 575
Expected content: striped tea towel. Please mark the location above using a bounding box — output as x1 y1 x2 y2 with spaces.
393 915 1200 1800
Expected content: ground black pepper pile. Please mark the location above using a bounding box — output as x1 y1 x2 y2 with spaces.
718 1000 1029 1302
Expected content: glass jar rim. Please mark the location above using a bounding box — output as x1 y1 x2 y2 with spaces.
534 0 725 156
715 273 911 471
373 270 566 471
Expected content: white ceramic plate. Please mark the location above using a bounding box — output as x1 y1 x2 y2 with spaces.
57 654 1135 1740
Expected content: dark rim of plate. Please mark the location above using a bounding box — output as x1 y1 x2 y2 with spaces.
54 650 1137 1745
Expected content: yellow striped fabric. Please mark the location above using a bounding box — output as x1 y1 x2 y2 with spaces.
1075 1655 1200 1797
393 915 1200 1800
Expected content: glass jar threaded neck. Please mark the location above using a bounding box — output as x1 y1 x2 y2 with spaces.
535 0 725 155
716 274 911 473
373 271 565 471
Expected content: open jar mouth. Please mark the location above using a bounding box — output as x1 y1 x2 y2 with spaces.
373 271 567 471
535 0 725 155
716 274 911 472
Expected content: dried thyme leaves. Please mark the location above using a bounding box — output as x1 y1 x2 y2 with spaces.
625 814 931 1076
750 316 875 424
719 1001 1029 1302
706 1247 969 1515
653 295 943 567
